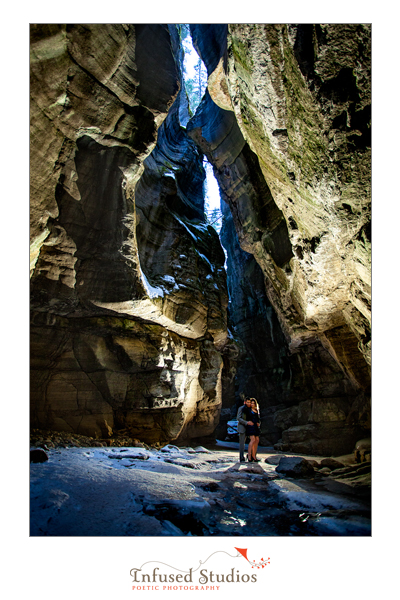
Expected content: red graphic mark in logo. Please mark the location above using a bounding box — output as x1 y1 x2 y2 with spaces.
235 548 270 569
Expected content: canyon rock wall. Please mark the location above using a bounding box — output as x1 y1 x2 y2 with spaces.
218 208 369 454
30 24 228 443
225 24 371 387
30 23 371 455
190 24 371 454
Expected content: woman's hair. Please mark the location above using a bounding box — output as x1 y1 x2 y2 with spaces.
250 398 259 413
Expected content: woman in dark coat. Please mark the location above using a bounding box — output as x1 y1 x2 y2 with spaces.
246 398 261 462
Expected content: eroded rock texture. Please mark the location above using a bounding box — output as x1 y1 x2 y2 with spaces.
30 23 371 455
226 25 371 380
189 24 371 454
30 24 227 442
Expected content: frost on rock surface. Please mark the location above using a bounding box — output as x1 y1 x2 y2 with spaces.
30 445 371 537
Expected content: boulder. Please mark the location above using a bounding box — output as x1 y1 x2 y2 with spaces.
320 458 345 470
280 424 365 456
307 460 320 469
275 456 315 478
264 455 283 465
30 448 49 463
317 467 332 475
354 438 371 463
194 446 211 454
161 445 180 453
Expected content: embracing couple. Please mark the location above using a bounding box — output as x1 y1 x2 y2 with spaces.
237 397 261 463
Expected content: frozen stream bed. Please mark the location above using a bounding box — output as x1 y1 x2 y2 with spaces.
30 442 371 536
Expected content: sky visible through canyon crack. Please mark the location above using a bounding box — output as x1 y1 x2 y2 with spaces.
181 26 222 223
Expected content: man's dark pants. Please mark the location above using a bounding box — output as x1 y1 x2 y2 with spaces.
239 432 246 461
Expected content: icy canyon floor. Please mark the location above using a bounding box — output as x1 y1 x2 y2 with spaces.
30 441 371 537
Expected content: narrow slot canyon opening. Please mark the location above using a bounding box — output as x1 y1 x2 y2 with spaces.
180 24 223 238
180 23 208 119
176 25 301 441
178 24 226 287
203 158 223 237
30 22 371 469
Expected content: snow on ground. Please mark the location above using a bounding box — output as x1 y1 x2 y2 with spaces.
269 478 363 512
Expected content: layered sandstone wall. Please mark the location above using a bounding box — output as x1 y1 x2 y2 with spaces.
30 24 228 442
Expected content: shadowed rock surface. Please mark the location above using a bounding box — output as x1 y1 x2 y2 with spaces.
30 24 228 442
30 441 371 536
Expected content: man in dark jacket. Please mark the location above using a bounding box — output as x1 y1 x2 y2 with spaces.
237 397 252 462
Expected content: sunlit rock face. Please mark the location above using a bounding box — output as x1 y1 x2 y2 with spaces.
189 24 371 454
30 24 228 442
30 312 223 442
225 24 371 383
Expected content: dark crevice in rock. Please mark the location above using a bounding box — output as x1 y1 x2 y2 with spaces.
292 24 317 80
187 93 293 269
134 25 181 112
319 67 361 105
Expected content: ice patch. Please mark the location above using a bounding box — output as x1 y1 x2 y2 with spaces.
196 251 214 271
161 444 181 453
30 446 370 536
172 213 210 245
162 275 175 284
193 446 211 454
141 270 164 298
270 479 361 512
